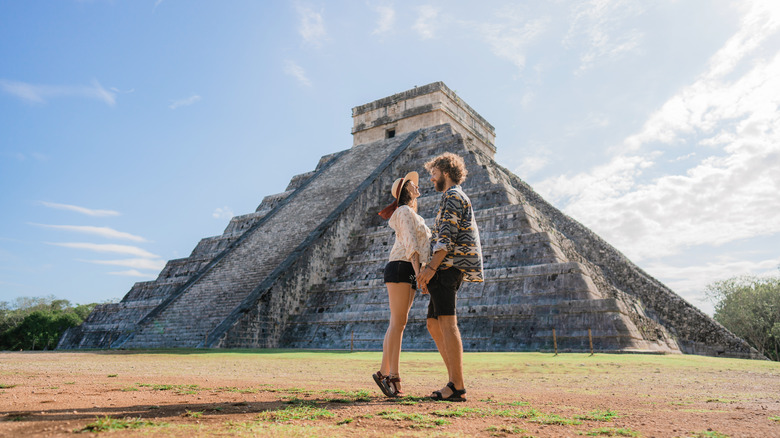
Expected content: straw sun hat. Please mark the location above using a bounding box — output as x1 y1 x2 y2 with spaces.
378 171 418 219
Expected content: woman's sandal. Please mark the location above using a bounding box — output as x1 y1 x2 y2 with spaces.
372 371 395 398
386 375 404 397
430 382 467 402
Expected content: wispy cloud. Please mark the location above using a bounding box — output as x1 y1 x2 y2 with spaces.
108 269 157 277
169 94 201 110
284 60 312 87
39 201 120 217
31 224 147 242
645 255 780 315
514 153 550 178
563 0 646 73
11 152 49 162
465 8 550 72
295 3 327 47
414 5 440 39
535 1 780 264
0 79 116 105
212 206 234 220
83 258 166 271
371 4 395 35
47 242 159 258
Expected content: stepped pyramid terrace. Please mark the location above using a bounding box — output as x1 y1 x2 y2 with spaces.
59 82 762 359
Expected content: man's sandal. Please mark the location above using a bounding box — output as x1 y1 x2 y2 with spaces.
372 371 395 398
386 375 404 397
431 382 467 402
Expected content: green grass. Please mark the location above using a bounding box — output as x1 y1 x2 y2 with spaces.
182 410 203 418
107 374 118 377
431 406 483 417
137 383 202 394
320 388 372 403
217 386 265 394
4 416 27 422
121 386 139 391
0 384 16 389
529 412 582 425
486 425 532 436
582 427 639 436
256 404 334 422
575 410 620 421
376 409 450 428
769 416 780 422
77 416 163 432
688 432 730 438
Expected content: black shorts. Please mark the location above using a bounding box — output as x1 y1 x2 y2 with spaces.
426 267 464 319
384 260 417 289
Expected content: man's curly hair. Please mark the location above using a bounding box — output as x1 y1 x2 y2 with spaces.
424 152 468 184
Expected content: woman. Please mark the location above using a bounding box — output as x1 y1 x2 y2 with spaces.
373 171 431 397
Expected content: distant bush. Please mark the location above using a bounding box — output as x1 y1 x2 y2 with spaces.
0 296 97 350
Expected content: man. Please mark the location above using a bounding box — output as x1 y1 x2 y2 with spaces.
417 152 483 402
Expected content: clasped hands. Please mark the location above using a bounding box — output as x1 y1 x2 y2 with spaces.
417 264 436 295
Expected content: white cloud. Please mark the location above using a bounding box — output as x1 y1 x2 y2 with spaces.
108 269 157 277
212 206 234 220
624 1 780 151
47 242 159 258
372 4 395 35
284 60 312 87
535 1 780 265
39 201 120 217
563 0 646 73
84 258 166 271
463 6 550 73
644 255 780 316
295 3 327 47
514 153 550 178
31 224 148 242
169 94 201 109
0 79 116 105
414 5 440 39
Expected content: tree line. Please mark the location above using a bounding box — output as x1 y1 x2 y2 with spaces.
0 296 97 351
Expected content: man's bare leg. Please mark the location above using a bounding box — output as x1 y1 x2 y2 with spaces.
435 314 464 396
426 317 450 372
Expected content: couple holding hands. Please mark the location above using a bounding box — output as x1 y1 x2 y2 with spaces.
373 152 483 402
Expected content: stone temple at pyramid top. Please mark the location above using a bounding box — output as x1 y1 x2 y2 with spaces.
351 81 496 157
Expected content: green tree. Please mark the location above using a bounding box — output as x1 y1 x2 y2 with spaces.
0 296 98 351
705 275 780 361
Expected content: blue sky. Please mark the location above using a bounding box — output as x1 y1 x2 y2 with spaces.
1 1 778 316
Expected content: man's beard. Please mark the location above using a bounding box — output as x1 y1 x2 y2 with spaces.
434 174 446 192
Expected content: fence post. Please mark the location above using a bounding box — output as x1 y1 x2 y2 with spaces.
553 328 558 356
588 328 594 356
350 330 354 353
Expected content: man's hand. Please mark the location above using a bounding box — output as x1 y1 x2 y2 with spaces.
417 265 435 290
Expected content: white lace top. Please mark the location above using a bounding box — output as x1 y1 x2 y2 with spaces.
388 205 431 263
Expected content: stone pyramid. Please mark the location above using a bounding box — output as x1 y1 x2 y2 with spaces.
59 82 761 359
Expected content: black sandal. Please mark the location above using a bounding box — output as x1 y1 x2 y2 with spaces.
372 371 395 398
386 375 404 397
431 382 467 402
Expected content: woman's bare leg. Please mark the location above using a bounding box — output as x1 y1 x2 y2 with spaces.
384 282 415 391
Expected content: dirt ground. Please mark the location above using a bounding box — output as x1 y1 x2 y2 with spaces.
0 350 779 438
